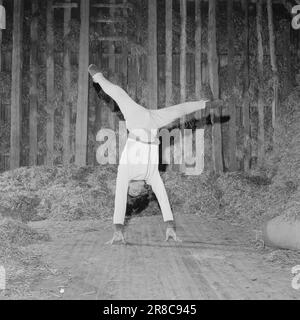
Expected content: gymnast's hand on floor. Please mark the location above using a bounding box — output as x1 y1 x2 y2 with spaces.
165 227 182 243
106 231 127 245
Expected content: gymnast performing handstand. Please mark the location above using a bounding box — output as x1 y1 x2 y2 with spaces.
88 64 211 244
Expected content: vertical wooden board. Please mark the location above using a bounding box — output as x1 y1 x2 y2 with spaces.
94 8 105 134
173 54 179 86
282 20 292 97
127 55 134 98
10 0 23 169
165 0 173 106
180 0 187 172
75 0 90 166
202 59 208 84
0 0 3 157
29 0 39 166
63 0 72 165
257 0 264 167
227 0 237 171
0 0 3 72
180 0 186 104
122 0 128 89
188 53 194 85
190 53 195 86
136 54 142 102
208 0 223 174
109 0 116 73
267 0 279 144
158 54 165 107
195 0 202 100
46 0 55 166
148 0 157 109
134 55 139 101
242 0 250 172
208 0 218 98
108 0 116 131
93 47 103 165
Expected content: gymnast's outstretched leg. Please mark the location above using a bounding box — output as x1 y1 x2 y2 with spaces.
89 64 210 132
149 100 209 130
88 64 149 126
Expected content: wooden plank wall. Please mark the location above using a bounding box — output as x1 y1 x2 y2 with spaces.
75 0 90 166
147 0 158 109
208 0 223 174
0 0 298 172
10 0 23 170
29 0 38 166
62 0 72 165
46 0 55 166
0 0 3 72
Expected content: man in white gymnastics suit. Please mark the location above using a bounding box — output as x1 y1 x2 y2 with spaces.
88 64 210 244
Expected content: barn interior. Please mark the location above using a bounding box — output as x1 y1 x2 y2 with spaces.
0 0 300 299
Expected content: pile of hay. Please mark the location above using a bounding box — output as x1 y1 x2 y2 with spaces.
162 170 221 217
0 162 246 223
0 84 299 226
264 87 300 221
0 165 117 221
0 161 288 226
0 218 51 299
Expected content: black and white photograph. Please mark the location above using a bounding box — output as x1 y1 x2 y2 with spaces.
0 0 300 304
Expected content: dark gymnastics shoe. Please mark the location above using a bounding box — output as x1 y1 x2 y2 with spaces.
88 64 102 77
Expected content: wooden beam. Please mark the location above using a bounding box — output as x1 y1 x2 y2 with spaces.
267 0 279 145
75 0 90 166
165 0 173 106
95 1 119 133
227 0 237 171
257 0 265 167
282 19 292 96
46 0 55 166
0 0 3 121
208 0 223 174
0 0 3 72
109 0 116 74
242 0 251 172
195 0 202 100
107 0 116 130
53 0 78 165
62 0 72 165
29 0 39 166
122 0 128 88
93 7 103 164
10 0 23 169
180 0 187 104
148 0 157 109
53 0 78 162
180 0 187 173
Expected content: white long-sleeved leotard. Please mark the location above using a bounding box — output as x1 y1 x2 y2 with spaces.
93 73 207 225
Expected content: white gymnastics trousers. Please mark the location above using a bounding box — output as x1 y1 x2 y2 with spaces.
92 73 208 225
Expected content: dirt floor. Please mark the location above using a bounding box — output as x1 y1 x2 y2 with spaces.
2 214 299 300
